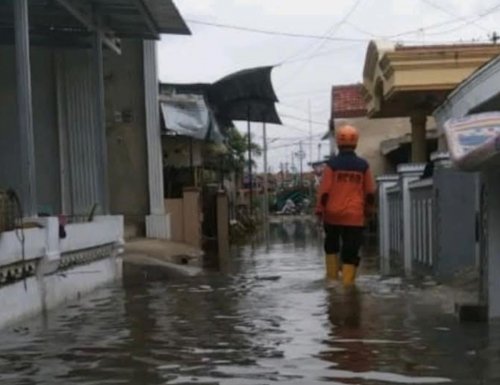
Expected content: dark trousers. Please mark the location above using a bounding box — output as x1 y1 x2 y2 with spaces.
324 224 364 266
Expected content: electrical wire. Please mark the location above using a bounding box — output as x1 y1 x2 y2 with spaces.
278 0 365 88
254 133 325 141
387 1 500 39
268 139 325 150
282 3 500 67
281 0 365 65
280 88 330 98
185 9 496 46
280 113 326 126
186 18 373 43
419 0 489 32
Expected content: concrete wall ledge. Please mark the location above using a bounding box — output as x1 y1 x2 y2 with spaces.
0 256 122 329
409 178 433 189
0 215 124 330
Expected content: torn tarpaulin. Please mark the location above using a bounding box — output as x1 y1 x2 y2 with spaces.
160 93 224 143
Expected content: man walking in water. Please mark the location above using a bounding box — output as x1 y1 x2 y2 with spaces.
315 124 376 286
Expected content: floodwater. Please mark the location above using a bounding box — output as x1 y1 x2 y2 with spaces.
1 219 500 385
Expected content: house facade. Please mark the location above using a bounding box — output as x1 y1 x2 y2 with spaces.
0 0 189 328
326 84 417 177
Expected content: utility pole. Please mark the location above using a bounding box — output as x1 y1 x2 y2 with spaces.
262 121 269 221
308 100 313 166
247 117 253 216
299 141 304 187
490 31 499 44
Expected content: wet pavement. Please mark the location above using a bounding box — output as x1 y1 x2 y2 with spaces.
1 219 500 384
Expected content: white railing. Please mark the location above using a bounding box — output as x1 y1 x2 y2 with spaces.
387 185 402 260
409 179 434 267
378 156 481 279
377 164 427 276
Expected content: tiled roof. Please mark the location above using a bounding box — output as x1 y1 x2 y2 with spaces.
331 84 367 119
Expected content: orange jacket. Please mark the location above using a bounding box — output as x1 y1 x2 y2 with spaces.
316 151 376 227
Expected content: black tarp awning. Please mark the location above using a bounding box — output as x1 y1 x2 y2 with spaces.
208 66 281 124
161 66 281 125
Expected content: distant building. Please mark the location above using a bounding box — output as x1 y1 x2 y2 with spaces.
325 84 434 177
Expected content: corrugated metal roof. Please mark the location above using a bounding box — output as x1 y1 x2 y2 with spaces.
0 0 189 41
143 0 190 35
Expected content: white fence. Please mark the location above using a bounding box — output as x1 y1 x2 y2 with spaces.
378 164 427 276
409 179 434 267
387 185 402 260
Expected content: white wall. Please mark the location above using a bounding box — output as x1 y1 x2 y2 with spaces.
0 215 124 329
0 256 122 328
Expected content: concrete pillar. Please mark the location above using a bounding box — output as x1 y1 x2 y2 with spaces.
217 191 230 267
431 151 452 169
398 163 426 277
143 40 170 239
410 111 427 163
484 167 500 319
14 0 37 216
183 188 201 249
165 199 184 242
376 175 399 275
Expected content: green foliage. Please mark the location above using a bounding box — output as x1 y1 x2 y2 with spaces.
225 126 261 173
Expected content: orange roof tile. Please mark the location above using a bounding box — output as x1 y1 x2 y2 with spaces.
331 84 367 119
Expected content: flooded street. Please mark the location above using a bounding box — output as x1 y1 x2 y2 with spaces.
1 220 500 385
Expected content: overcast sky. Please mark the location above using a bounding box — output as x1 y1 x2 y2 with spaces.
157 0 500 173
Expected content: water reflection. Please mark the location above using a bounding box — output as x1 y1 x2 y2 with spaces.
321 287 376 377
0 220 499 384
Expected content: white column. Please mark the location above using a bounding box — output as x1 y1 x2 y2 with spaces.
143 40 170 239
484 167 500 318
398 164 426 277
14 0 37 216
92 30 109 213
377 175 399 275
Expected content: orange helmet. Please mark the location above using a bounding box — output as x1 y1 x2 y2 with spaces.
335 124 359 148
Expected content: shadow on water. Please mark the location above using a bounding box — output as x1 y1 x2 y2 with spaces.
1 218 500 384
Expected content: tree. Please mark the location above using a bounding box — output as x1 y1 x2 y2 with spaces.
225 126 261 174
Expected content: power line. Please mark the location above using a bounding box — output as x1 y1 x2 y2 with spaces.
280 88 330 98
279 7 500 67
281 0 365 65
254 133 324 141
185 6 499 47
280 113 326 126
276 7 499 69
281 43 363 65
278 102 311 114
267 136 328 151
387 1 500 39
279 101 332 117
344 20 378 38
419 0 489 33
278 0 365 88
185 18 468 45
186 18 372 43
278 123 310 134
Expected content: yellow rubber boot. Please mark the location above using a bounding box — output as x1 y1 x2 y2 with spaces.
325 254 340 280
342 264 357 286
